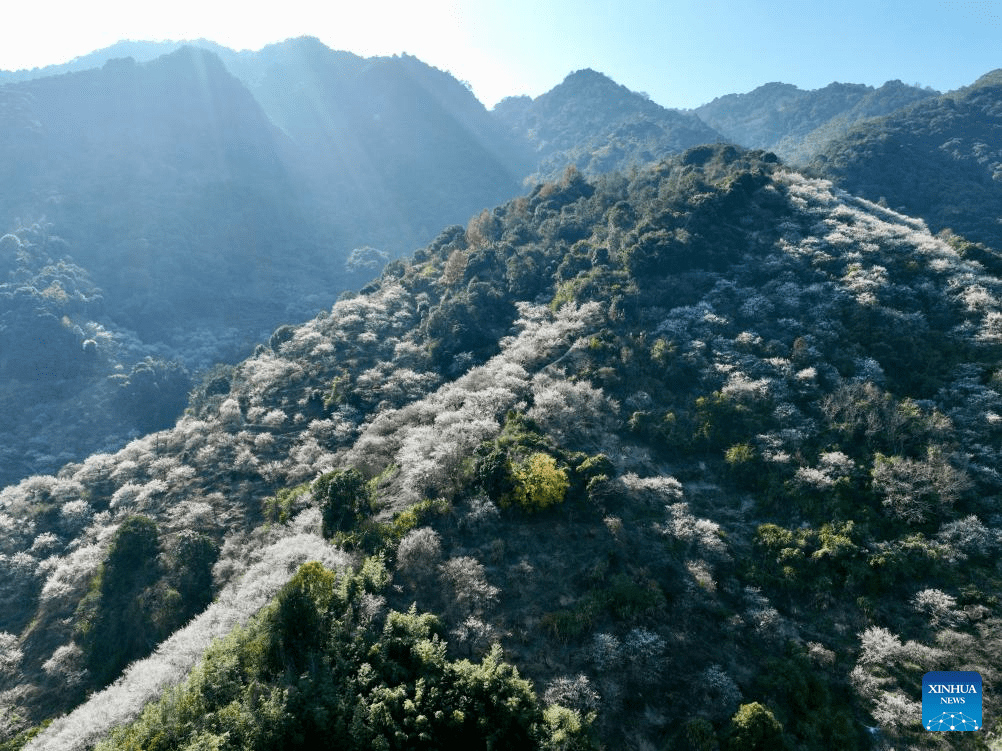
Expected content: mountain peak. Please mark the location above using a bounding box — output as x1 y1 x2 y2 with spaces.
964 68 1002 91
554 68 636 100
563 67 615 84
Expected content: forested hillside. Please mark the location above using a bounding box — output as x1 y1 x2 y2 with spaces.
695 80 938 165
2 39 975 494
813 69 1002 252
493 68 723 181
2 146 1000 750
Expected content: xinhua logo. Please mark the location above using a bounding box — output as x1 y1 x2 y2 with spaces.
923 671 982 731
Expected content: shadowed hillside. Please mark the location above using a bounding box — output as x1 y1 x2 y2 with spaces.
0 41 533 488
812 70 1002 252
695 79 938 163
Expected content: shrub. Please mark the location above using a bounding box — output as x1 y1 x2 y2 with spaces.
262 482 311 524
694 391 769 451
623 627 666 685
541 705 598 751
542 675 600 713
590 632 622 671
439 556 499 618
872 448 971 525
541 609 593 643
682 718 718 751
0 631 22 679
724 442 767 489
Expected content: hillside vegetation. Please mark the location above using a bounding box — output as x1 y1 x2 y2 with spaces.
1 146 1000 749
6 38 992 499
813 70 1002 252
0 39 532 488
695 80 938 164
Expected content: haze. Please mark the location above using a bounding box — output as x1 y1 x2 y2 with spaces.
3 0 999 109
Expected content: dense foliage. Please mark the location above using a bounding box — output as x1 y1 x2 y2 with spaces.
96 559 592 750
695 79 938 164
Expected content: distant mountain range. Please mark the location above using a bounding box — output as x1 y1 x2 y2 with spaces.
493 68 723 181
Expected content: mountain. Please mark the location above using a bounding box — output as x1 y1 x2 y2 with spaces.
695 79 938 163
219 37 533 248
0 40 533 489
0 48 331 488
811 70 1002 251
0 36 532 252
0 40 530 341
0 47 315 338
493 68 724 181
3 146 1000 750
0 40 229 83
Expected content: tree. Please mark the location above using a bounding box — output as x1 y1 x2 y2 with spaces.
726 702 784 751
75 515 162 685
872 448 971 525
505 453 570 512
315 468 367 538
395 527 442 585
269 561 339 671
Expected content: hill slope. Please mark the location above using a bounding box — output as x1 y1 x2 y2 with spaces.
812 69 1002 251
2 146 1000 750
0 46 316 339
0 40 534 488
695 79 938 163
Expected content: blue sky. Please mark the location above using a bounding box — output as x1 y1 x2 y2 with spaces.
2 0 999 109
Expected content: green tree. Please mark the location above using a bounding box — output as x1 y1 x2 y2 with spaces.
726 702 784 751
269 560 339 671
506 453 570 512
75 515 162 685
315 468 367 538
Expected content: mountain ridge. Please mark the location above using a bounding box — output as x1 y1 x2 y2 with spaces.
493 67 724 181
811 69 1002 250
694 78 939 163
